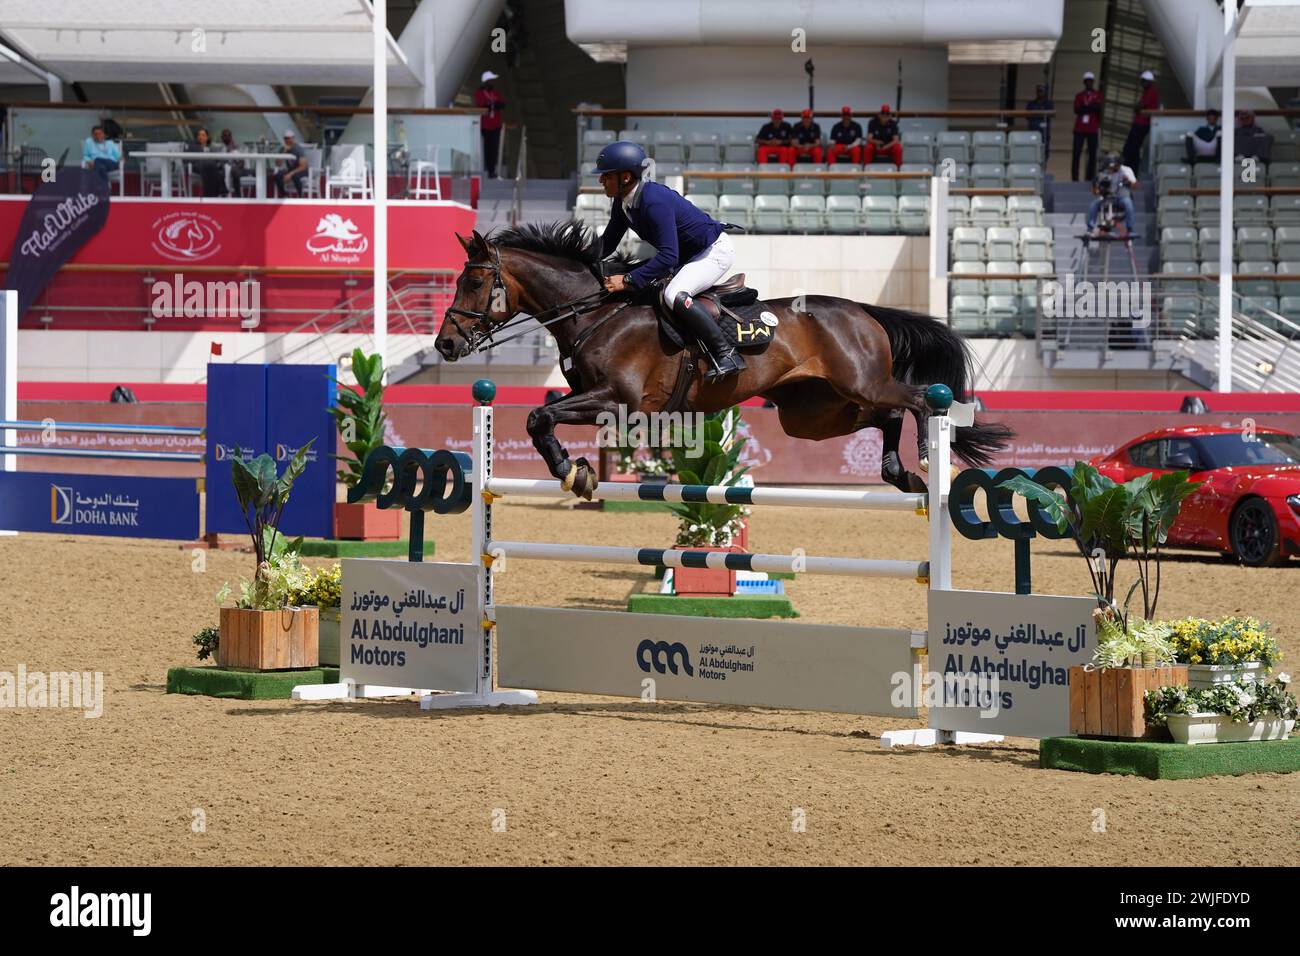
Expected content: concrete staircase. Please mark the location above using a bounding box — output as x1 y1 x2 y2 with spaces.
1047 179 1158 281
475 177 575 235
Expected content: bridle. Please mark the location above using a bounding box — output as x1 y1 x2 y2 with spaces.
443 243 511 349
442 241 625 354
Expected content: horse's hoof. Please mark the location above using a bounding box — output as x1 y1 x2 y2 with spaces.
572 457 598 501
918 456 930 473
560 461 578 492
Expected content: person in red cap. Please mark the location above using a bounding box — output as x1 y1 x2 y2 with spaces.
827 106 864 164
754 108 794 165
864 104 901 167
791 109 824 163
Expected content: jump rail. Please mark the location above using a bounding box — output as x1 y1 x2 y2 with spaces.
0 446 202 462
0 419 203 436
485 477 926 512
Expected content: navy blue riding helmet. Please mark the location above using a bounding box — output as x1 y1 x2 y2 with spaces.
593 139 648 175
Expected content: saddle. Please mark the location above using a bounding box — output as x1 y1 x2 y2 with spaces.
654 274 779 355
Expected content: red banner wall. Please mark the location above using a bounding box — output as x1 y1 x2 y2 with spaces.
0 197 476 271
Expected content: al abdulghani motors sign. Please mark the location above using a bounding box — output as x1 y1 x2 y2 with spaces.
4 167 110 315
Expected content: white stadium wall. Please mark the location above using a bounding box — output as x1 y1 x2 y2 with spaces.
625 46 950 114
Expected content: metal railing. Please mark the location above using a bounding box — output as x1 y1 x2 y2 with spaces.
511 125 527 228
1021 272 1300 390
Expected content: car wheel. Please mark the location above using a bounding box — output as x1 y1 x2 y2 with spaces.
1228 499 1285 567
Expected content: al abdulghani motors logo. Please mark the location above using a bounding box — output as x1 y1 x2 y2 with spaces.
151 211 221 262
306 214 369 264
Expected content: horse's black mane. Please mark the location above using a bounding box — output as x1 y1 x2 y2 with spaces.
488 221 640 272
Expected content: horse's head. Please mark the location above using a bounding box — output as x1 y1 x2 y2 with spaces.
436 230 518 361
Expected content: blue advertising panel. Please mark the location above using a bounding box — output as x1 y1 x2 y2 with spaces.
266 363 337 538
0 472 199 539
204 363 268 535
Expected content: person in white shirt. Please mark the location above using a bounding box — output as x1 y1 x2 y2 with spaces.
1086 154 1138 238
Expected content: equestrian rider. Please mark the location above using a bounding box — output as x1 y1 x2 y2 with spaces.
593 140 746 383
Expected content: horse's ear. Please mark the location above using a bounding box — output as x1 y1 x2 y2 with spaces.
471 229 490 252
455 232 472 253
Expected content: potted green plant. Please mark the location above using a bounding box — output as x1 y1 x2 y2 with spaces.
331 348 401 540
1002 462 1202 738
1145 674 1297 745
215 443 320 670
1168 616 1282 689
291 563 342 666
666 409 750 596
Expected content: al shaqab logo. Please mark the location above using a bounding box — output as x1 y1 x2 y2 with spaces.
306 214 369 262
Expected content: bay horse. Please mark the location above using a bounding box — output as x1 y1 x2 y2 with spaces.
435 222 1011 499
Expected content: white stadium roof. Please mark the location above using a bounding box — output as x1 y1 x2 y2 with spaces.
0 0 420 87
1215 0 1300 87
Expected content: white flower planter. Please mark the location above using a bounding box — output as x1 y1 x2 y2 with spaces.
1186 662 1268 690
1165 713 1294 745
318 609 341 667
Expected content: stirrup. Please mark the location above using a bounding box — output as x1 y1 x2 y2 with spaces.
703 350 746 383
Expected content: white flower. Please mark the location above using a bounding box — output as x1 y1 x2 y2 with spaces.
1277 672 1291 684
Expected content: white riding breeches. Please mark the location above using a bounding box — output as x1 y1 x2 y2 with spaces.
661 232 735 308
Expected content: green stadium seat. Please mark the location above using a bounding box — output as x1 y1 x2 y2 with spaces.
825 195 861 233
897 195 929 234
1161 227 1198 262
862 195 897 233
752 194 790 232
789 194 825 232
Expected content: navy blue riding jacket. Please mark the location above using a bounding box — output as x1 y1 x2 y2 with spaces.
599 180 725 289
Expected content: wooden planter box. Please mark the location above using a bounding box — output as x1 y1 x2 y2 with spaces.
674 545 744 596
317 608 341 667
1069 665 1188 740
334 501 402 541
218 606 319 671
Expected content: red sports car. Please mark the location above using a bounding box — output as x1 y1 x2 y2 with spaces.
1092 425 1300 567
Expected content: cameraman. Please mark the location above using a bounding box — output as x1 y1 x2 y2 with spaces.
1086 154 1138 239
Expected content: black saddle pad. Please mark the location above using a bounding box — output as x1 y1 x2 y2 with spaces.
714 296 779 353
654 286 778 355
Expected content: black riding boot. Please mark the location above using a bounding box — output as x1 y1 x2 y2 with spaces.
671 292 746 383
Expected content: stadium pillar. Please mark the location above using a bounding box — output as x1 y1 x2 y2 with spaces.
1217 0 1237 393
373 0 389 381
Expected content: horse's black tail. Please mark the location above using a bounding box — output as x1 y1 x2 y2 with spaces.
858 303 1014 467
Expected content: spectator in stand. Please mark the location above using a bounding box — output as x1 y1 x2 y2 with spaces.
1183 108 1222 165
82 125 121 184
1072 71 1103 181
476 71 507 178
219 129 245 196
1026 84 1054 159
755 109 794 164
827 106 864 164
270 130 308 197
1235 110 1273 164
791 109 824 163
185 127 227 197
1121 70 1159 171
864 104 901 167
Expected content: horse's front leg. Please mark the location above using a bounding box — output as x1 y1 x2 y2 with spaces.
525 383 621 500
